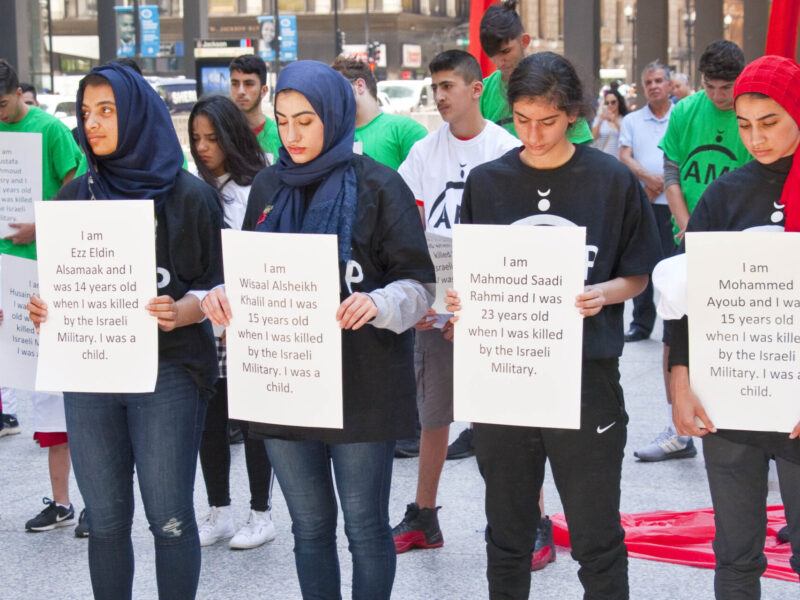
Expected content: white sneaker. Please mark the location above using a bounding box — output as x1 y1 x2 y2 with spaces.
229 509 277 550
634 426 697 462
198 505 234 547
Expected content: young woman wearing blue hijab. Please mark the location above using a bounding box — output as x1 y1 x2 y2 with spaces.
202 61 435 599
28 64 224 599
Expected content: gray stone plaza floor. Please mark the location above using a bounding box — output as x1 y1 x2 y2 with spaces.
1 311 797 599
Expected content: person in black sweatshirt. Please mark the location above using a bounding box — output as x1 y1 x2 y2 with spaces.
669 55 800 598
28 63 223 599
445 52 661 599
201 60 435 599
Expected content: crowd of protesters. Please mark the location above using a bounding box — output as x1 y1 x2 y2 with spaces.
1 0 799 598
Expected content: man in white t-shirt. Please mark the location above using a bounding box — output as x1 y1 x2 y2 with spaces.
392 49 518 553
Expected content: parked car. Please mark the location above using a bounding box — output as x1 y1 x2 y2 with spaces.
37 94 78 131
377 91 396 114
377 79 434 112
147 77 197 113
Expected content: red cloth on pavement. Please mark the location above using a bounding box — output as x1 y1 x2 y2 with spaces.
551 506 798 582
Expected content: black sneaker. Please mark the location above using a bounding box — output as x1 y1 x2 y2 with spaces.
75 509 89 538
394 437 420 458
777 525 790 544
531 516 556 571
392 502 443 553
0 414 21 438
25 497 75 531
446 427 474 460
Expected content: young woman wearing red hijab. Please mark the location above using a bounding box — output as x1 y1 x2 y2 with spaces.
669 55 800 598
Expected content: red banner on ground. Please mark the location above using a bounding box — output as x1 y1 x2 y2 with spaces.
552 506 797 582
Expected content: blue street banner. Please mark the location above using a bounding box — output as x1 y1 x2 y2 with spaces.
114 6 136 57
279 16 297 62
139 5 160 57
257 16 276 62
257 15 298 62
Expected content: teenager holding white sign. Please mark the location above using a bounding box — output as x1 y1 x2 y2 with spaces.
446 52 661 599
189 94 278 550
202 61 435 599
669 55 800 598
0 59 84 534
28 64 224 600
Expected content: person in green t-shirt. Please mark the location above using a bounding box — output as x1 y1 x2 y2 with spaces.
659 40 751 242
478 0 592 146
0 71 80 258
229 55 281 163
331 56 428 170
634 41 751 467
0 61 83 535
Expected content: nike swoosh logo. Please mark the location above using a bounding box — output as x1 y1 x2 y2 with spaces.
56 513 72 522
596 422 616 434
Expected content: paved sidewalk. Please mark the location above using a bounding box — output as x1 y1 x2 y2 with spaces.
1 313 797 599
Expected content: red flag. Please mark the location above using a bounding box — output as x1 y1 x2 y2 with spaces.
468 0 496 77
765 0 800 58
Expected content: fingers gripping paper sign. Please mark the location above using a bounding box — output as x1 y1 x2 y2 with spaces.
0 255 40 390
34 200 158 393
0 132 40 237
222 230 343 429
687 232 800 432
453 224 585 428
426 231 453 314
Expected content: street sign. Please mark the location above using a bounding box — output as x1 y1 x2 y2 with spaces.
139 5 160 57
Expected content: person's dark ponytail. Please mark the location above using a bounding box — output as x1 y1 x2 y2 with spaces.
507 52 590 120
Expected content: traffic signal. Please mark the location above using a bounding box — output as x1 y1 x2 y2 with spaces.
336 29 346 55
368 41 381 63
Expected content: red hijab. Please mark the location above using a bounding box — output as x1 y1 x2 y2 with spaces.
733 55 800 231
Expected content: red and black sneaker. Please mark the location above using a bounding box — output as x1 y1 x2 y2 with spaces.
392 502 444 553
531 515 556 571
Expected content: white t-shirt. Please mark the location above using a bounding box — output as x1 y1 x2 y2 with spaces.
591 117 621 159
216 175 251 230
398 120 519 238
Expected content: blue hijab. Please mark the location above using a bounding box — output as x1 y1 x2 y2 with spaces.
256 61 357 263
75 63 183 211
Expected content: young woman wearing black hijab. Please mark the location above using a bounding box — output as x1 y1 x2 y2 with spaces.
202 60 435 599
28 64 224 600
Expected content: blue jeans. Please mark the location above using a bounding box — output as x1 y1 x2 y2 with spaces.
264 439 396 600
64 362 207 600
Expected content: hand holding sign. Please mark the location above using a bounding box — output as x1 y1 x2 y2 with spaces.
33 200 158 393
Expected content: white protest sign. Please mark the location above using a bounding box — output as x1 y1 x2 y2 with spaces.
687 231 800 432
0 132 40 237
0 255 40 390
453 224 585 428
222 230 343 428
426 231 453 314
34 200 158 393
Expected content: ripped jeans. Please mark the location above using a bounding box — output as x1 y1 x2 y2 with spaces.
64 362 207 600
